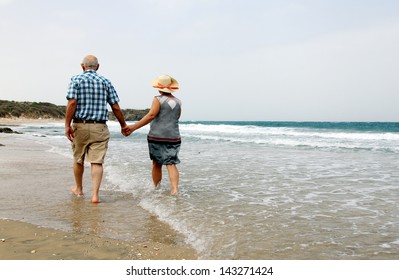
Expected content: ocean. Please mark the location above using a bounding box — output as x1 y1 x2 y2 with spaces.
12 121 399 259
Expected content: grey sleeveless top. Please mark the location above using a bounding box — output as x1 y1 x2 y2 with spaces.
148 94 182 143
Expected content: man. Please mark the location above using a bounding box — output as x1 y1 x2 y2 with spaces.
65 55 128 203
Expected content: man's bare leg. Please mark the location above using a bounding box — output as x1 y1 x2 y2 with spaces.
166 164 179 195
152 160 162 188
71 162 84 196
91 163 103 203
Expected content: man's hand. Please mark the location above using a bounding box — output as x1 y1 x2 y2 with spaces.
65 126 75 142
65 99 76 142
121 125 132 136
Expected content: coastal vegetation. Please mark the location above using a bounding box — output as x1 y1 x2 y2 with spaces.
0 100 149 121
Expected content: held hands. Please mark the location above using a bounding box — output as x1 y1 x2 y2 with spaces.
121 125 134 136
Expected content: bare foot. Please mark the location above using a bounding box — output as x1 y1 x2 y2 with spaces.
170 188 178 196
91 194 100 204
71 186 83 196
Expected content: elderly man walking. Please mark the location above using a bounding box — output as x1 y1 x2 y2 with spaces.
65 55 128 203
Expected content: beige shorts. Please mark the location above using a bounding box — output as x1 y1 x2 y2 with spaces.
71 123 110 164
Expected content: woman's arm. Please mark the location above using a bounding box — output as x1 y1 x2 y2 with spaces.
128 97 160 132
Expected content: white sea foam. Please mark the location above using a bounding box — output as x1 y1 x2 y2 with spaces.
178 123 399 153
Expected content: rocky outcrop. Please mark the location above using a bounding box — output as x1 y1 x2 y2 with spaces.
0 100 66 119
0 127 22 134
0 100 149 121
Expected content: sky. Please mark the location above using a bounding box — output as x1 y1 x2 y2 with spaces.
0 0 398 121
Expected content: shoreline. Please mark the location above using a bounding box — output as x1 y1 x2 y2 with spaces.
0 117 64 126
0 125 197 260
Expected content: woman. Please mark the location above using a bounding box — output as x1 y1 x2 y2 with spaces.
126 75 182 195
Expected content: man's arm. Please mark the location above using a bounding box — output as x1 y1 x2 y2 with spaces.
65 99 77 142
111 103 128 134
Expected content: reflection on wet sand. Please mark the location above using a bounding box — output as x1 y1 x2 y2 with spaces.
65 191 187 248
69 197 104 235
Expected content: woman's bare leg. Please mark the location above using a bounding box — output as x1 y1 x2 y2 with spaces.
152 160 163 188
166 164 179 195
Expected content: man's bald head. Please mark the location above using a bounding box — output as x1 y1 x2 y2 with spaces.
81 55 99 71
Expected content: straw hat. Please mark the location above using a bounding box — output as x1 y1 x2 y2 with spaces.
151 75 179 93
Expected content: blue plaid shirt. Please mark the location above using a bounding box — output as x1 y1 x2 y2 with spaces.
66 70 120 121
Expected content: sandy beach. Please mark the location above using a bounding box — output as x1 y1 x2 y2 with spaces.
0 119 197 260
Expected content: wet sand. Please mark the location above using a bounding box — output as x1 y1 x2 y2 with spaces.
0 121 197 260
0 219 194 260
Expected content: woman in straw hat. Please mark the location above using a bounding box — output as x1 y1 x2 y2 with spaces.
126 75 182 195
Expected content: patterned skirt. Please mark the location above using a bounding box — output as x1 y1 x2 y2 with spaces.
147 136 181 165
